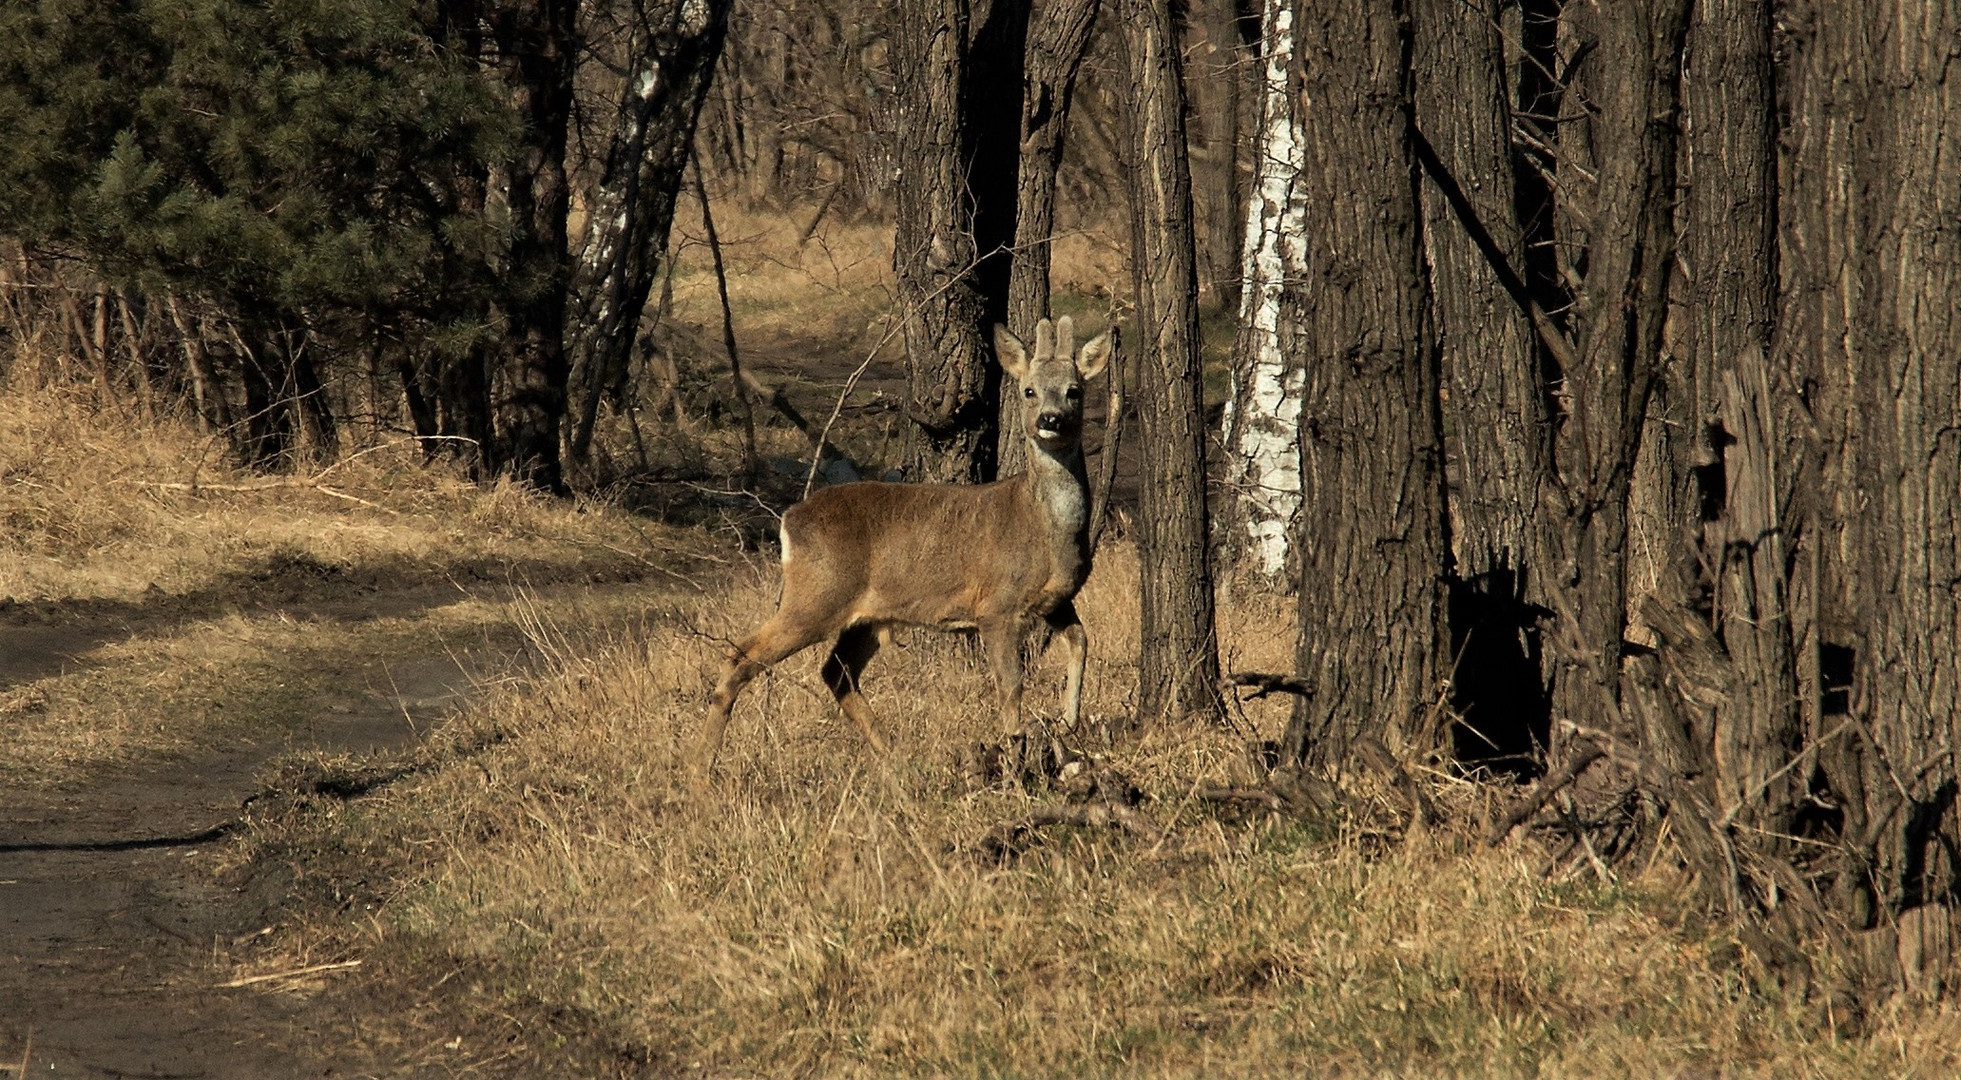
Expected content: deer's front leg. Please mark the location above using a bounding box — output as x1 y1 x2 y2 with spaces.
981 617 1027 736
1045 600 1087 730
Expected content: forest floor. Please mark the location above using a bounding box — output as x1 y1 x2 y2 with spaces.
4 210 1959 1077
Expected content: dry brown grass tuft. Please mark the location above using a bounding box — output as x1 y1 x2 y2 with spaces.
0 367 697 784
0 369 685 605
239 542 1961 1077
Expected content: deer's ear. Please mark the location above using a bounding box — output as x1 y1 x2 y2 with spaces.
1076 328 1114 380
994 324 1029 379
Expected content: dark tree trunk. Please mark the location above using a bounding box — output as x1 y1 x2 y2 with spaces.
966 0 1030 330
1283 0 1449 765
237 320 291 468
236 308 335 469
1187 0 1246 313
1677 0 1798 828
421 0 498 479
893 0 1028 484
963 0 1032 476
566 0 732 466
397 352 439 443
491 0 577 494
288 325 337 463
893 0 987 483
1795 0 1961 941
997 0 1100 480
439 335 496 476
1410 0 1553 765
1547 0 1692 741
1118 0 1220 725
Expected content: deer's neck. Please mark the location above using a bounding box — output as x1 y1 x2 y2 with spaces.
1024 439 1092 582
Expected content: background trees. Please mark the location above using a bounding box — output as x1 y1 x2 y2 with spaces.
5 0 1960 989
0 0 729 488
1242 0 1961 981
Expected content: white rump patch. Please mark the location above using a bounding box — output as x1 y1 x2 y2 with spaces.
779 520 794 564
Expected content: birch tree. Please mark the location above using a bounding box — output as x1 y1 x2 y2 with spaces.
566 0 733 465
1222 0 1304 581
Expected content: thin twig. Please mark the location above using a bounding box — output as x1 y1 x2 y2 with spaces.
1197 785 1287 812
802 239 1031 498
806 340 899 500
1087 323 1125 552
215 959 362 988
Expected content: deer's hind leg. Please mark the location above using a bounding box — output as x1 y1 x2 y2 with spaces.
701 615 828 769
821 624 888 753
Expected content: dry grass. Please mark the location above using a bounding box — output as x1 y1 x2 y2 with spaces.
0 376 681 604
236 546 1961 1077
0 368 699 785
666 202 897 350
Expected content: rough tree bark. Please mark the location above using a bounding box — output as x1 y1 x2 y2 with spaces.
1547 0 1692 740
1795 0 1961 946
893 0 1028 484
565 0 732 466
1677 0 1799 828
1117 0 1220 725
997 0 1099 480
1411 0 1553 763
1770 0 1859 932
491 0 578 493
1283 0 1449 765
1187 0 1247 312
1222 0 1303 581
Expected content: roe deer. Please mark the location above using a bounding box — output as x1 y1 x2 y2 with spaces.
701 316 1113 767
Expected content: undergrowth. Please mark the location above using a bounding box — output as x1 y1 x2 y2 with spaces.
231 555 1961 1077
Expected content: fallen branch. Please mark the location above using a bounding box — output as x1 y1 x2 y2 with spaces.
1356 735 1440 828
1197 785 1287 813
1221 671 1315 701
1487 743 1607 846
973 801 1162 862
216 959 362 988
739 369 861 480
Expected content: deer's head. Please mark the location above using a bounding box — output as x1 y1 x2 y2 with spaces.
994 316 1113 453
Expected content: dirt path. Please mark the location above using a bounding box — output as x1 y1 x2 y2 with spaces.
0 593 545 1077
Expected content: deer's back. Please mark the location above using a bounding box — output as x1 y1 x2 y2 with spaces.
780 479 1066 629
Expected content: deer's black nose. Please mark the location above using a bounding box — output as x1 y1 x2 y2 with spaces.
1038 411 1065 431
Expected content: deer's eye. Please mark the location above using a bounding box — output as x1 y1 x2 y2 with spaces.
1023 387 1036 399
1065 387 1082 401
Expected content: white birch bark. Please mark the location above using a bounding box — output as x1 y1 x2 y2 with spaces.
1223 0 1306 579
